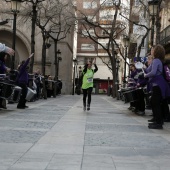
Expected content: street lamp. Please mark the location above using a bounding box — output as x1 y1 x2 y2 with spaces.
122 35 129 86
72 59 77 95
79 66 82 78
148 0 159 46
42 31 51 76
56 49 61 80
116 59 120 99
5 0 24 70
45 34 51 49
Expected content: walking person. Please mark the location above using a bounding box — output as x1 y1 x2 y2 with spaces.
82 58 98 111
17 53 34 109
144 45 170 129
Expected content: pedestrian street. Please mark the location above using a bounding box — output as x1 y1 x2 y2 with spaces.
0 95 170 170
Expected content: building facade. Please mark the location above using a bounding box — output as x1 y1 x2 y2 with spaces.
0 0 75 94
75 0 130 94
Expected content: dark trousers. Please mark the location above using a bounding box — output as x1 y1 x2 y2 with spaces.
17 83 28 107
82 87 93 106
130 89 145 111
135 89 145 112
150 86 163 124
161 99 170 120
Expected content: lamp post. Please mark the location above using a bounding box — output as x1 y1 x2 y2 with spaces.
6 0 23 70
42 31 51 76
148 0 159 46
116 59 120 99
122 35 129 86
56 49 61 80
79 66 82 78
72 59 77 95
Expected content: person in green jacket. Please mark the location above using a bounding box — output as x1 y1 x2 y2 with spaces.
82 58 98 111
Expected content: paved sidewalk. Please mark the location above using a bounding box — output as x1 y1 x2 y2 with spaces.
0 95 170 170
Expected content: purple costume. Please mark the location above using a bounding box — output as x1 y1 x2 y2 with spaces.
145 58 170 99
18 58 30 84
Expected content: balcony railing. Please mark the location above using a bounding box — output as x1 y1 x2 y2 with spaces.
160 25 170 45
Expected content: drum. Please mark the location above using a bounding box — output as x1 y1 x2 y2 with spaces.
123 88 143 103
47 80 53 90
120 87 134 102
0 83 14 99
26 87 37 101
8 70 18 82
8 86 22 103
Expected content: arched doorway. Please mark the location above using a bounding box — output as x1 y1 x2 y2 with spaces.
0 30 29 69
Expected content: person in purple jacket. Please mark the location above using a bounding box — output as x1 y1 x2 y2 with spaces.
17 53 34 109
134 70 148 116
127 64 139 111
0 52 11 109
144 45 170 129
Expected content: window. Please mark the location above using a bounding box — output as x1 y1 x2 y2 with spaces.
83 1 97 9
84 57 94 64
101 30 111 36
134 0 140 6
98 42 109 49
99 9 114 21
81 44 95 51
100 0 118 6
87 15 96 22
81 29 95 37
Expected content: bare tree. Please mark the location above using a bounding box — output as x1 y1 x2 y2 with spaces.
36 0 75 80
74 0 128 97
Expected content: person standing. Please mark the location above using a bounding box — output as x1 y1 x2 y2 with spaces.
0 52 11 109
144 45 170 129
82 58 98 111
34 69 42 100
17 53 34 109
127 63 139 111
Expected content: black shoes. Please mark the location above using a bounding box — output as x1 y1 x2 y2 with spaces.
83 106 86 111
164 118 170 122
128 106 133 110
0 105 7 109
148 123 163 129
83 103 86 111
136 111 145 116
131 108 138 113
17 106 25 109
87 104 90 111
83 104 90 111
17 105 29 109
148 118 155 122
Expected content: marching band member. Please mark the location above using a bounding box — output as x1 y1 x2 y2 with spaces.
144 45 170 129
17 53 34 109
0 52 11 109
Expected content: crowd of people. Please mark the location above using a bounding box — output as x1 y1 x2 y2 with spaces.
0 42 62 110
1 42 170 130
125 44 170 129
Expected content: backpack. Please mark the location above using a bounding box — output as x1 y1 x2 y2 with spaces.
163 64 170 82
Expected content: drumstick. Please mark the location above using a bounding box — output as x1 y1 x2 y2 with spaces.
142 68 145 73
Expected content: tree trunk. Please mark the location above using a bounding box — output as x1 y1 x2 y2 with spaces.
29 4 37 73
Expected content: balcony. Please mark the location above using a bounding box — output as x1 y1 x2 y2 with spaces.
160 25 170 45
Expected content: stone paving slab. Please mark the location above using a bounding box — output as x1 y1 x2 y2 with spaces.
0 95 170 170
